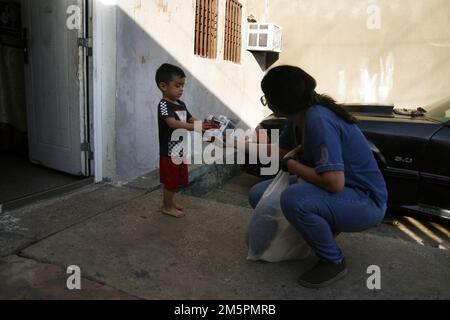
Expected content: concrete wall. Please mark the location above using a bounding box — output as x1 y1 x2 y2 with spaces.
112 0 269 183
98 0 450 183
261 0 450 107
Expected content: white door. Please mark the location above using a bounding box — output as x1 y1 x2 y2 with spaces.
22 0 89 176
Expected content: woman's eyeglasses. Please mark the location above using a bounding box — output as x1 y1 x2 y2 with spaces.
260 95 268 106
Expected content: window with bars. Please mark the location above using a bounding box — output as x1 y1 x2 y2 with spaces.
224 0 242 63
195 0 219 59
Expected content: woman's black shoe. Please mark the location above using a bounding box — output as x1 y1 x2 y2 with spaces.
298 258 348 288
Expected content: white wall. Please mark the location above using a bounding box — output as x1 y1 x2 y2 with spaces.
94 0 450 183
263 0 450 107
111 0 268 183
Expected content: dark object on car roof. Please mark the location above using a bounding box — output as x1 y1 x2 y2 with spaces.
343 104 394 117
393 107 427 117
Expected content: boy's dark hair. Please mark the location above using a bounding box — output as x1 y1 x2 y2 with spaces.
155 63 186 88
261 65 357 124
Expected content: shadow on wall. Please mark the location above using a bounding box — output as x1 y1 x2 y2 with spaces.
114 7 264 183
252 52 280 71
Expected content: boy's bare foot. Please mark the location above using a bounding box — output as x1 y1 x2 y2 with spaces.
174 202 183 211
161 206 185 218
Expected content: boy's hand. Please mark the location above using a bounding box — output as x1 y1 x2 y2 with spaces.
202 119 221 131
202 121 214 131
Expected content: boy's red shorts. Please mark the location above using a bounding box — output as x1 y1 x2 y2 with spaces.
160 156 189 191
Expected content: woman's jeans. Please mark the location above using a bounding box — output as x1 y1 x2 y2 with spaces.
248 176 387 264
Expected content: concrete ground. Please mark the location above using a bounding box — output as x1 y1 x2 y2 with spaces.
0 172 449 300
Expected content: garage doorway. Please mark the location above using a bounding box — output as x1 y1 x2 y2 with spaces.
0 0 93 212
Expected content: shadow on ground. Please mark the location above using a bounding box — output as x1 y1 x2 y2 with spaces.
1 172 449 300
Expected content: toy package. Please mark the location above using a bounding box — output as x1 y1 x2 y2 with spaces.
203 115 238 142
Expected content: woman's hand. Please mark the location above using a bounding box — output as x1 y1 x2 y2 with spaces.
281 145 302 173
281 145 345 193
283 145 303 160
284 159 345 194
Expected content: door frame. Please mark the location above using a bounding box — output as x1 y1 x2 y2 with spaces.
80 0 91 177
92 0 117 183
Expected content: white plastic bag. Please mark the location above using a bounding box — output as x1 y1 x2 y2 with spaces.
247 171 311 262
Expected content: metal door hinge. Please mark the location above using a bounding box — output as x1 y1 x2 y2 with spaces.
81 142 94 160
78 37 93 56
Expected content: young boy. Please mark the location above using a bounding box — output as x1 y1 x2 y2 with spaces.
155 63 209 218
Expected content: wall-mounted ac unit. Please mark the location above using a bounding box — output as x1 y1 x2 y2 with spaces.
246 23 282 53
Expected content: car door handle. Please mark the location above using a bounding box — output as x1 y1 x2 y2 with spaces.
23 28 29 64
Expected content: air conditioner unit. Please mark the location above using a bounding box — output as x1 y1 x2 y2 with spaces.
246 23 282 53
